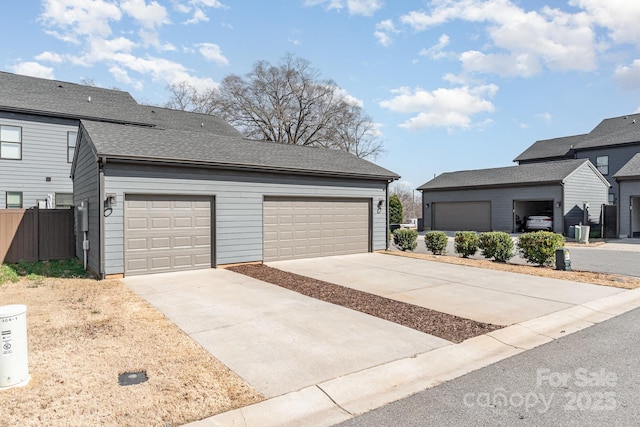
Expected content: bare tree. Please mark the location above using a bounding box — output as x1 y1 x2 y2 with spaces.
165 54 383 159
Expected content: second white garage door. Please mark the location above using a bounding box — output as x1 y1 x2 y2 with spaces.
263 198 371 262
433 201 491 231
124 195 212 276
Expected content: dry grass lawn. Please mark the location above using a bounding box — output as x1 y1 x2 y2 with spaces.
0 277 263 427
385 250 640 289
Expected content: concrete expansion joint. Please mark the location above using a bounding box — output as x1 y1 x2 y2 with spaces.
484 333 528 351
316 384 353 416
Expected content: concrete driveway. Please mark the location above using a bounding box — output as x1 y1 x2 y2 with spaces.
268 253 624 326
123 268 449 398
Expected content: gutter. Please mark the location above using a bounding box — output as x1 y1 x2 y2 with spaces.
98 156 106 280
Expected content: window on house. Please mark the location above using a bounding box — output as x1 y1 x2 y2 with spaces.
0 125 22 159
55 193 74 209
596 156 609 175
68 131 77 163
6 192 23 209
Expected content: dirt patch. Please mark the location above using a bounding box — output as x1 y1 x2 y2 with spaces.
384 251 640 290
229 264 502 344
0 277 263 427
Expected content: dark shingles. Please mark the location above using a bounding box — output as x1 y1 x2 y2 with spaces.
614 153 640 179
577 113 640 149
137 105 243 137
81 120 399 180
0 71 151 124
417 159 596 190
513 134 584 162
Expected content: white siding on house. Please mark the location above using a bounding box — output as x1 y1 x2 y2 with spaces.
101 163 388 275
0 112 77 208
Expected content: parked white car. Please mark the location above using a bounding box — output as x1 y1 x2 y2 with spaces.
525 215 553 231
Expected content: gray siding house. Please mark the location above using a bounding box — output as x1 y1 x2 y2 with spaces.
615 153 640 238
514 112 640 236
72 119 398 278
418 160 609 235
0 71 153 208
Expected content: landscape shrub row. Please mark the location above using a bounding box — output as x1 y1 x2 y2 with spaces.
394 229 565 266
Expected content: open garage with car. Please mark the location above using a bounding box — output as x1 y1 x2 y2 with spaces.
418 159 610 235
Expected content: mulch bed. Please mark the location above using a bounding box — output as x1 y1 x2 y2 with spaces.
228 264 502 344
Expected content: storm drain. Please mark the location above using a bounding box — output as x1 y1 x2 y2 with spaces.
118 371 148 386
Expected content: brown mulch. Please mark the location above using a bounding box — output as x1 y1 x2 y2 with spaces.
228 264 502 344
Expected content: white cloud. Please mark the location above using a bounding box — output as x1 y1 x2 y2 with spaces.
184 8 209 24
197 43 229 66
305 0 382 15
120 0 169 29
614 60 640 89
571 0 640 46
34 51 64 63
40 0 122 38
374 19 398 46
399 0 597 77
332 86 364 107
379 84 498 131
537 112 553 124
346 0 383 16
9 62 55 79
419 34 451 60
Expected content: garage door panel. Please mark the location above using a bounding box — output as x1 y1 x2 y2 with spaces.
264 198 370 262
433 201 491 232
125 195 212 276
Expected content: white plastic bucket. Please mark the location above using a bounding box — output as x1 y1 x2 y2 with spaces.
0 304 30 389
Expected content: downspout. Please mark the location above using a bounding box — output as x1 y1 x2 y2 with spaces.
99 156 106 280
386 180 391 250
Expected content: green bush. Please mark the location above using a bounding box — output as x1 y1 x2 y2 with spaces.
389 194 403 225
454 231 480 258
425 231 448 255
393 228 418 251
518 231 565 266
478 231 515 262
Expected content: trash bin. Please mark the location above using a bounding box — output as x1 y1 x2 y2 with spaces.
573 225 581 241
555 248 571 271
0 304 30 389
579 225 590 244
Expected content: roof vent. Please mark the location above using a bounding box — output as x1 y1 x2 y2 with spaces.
201 122 204 127
87 96 91 102
633 119 636 124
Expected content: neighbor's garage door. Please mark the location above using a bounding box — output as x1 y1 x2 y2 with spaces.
263 198 370 262
433 201 491 231
124 195 212 275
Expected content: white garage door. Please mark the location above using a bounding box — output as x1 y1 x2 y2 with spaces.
433 201 491 231
124 195 212 276
263 198 370 262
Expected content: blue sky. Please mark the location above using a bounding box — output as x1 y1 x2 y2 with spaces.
2 1 640 191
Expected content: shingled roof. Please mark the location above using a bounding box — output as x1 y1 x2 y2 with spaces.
614 153 640 180
0 71 151 125
513 134 584 163
418 159 608 191
79 120 399 180
138 105 242 137
577 113 640 149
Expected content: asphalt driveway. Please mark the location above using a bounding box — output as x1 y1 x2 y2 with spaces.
123 268 449 398
268 253 624 326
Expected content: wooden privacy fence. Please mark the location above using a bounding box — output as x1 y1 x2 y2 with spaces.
0 208 75 264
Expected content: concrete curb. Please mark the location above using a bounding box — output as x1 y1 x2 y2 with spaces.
185 287 640 427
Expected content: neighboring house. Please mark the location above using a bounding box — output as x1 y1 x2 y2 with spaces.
0 72 244 209
514 113 640 206
614 153 640 238
418 159 609 235
2 71 399 277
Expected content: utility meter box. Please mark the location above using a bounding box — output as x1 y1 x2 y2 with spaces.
555 248 571 271
0 304 30 389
